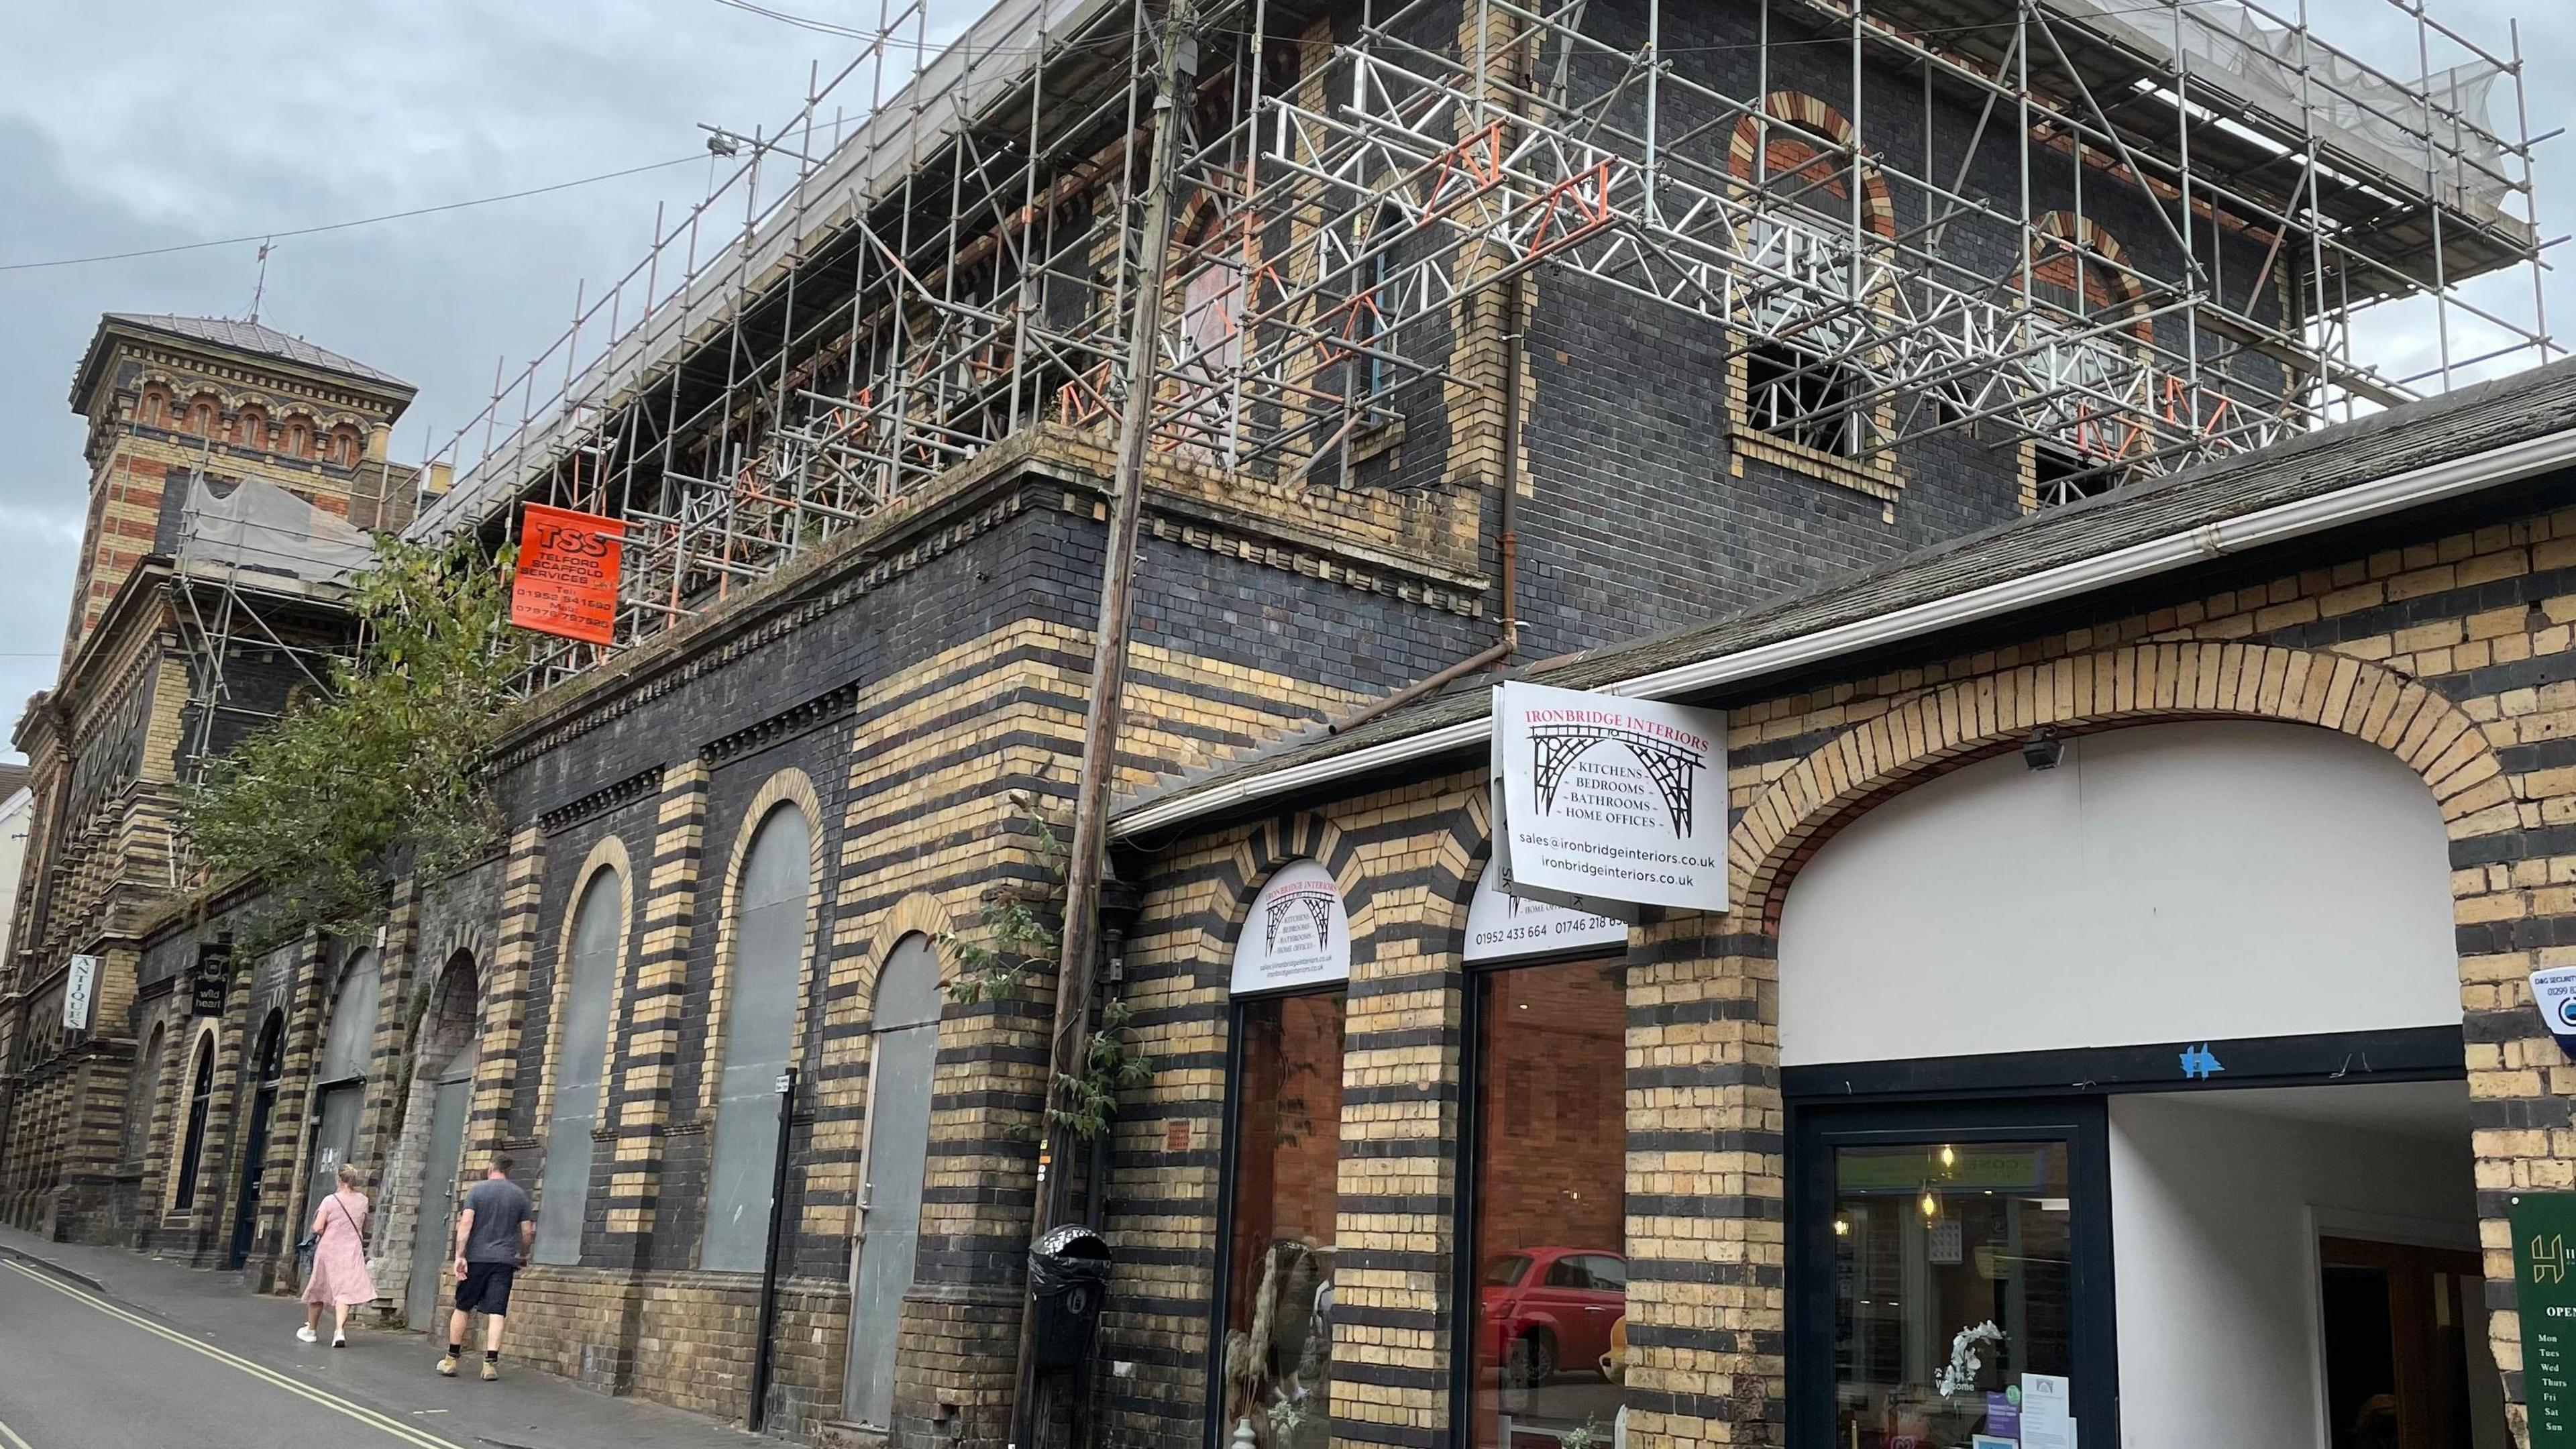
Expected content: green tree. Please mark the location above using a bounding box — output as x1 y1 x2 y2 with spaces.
180 533 522 949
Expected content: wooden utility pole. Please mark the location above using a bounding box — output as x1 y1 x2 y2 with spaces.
1008 1 1195 1442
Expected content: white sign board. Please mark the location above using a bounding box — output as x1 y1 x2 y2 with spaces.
1231 859 1351 995
1493 680 1728 916
62 954 99 1031
2535 965 2576 1057
1464 865 1629 962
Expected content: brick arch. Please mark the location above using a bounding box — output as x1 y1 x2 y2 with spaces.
698 767 828 1112
1728 91 1896 241
1216 812 1372 975
2029 211 2153 346
1729 642 2512 932
851 891 962 1019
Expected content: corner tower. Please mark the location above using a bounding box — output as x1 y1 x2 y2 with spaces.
61 314 419 657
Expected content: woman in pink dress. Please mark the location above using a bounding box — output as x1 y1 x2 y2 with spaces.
299 1163 379 1347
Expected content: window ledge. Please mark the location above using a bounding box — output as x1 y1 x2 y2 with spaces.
1729 426 1903 502
1347 416 1405 464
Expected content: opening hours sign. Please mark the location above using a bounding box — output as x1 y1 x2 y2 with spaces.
511 502 623 646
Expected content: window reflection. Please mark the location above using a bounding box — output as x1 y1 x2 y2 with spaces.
1833 1140 2074 1448
1223 990 1345 1449
1470 958 1628 1449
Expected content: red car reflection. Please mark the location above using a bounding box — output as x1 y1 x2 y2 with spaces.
1479 1248 1626 1385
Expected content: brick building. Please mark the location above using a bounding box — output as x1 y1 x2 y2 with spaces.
0 313 427 1244
1106 360 2576 1449
0 0 2548 1446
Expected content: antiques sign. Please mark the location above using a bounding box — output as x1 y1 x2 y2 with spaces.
1230 859 1351 995
62 955 99 1030
1492 680 1727 916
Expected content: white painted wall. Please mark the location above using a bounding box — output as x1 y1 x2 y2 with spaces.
2107 1086 2489 1449
0 786 31 965
1777 722 2457 1066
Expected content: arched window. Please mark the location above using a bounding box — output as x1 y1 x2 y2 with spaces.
1358 205 1403 403
1728 95 1892 463
534 867 626 1265
125 1025 167 1163
235 409 266 449
172 1034 218 1210
843 934 943 1430
186 397 219 436
328 427 360 466
283 419 312 458
702 803 812 1271
139 389 169 428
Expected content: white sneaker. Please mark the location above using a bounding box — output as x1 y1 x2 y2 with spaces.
332 1331 347 1348
297 1325 318 1343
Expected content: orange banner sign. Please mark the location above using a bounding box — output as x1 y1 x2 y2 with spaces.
511 503 623 646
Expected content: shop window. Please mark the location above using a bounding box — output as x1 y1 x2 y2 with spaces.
1794 1103 2116 1449
1466 956 1628 1448
1831 1141 2073 1443
1220 988 1347 1449
535 867 625 1265
172 1036 217 1210
702 802 811 1273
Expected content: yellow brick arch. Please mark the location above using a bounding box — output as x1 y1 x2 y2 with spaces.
1727 641 2513 932
1218 812 1378 963
851 891 964 1019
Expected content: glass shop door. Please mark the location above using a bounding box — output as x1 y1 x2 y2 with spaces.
1791 1099 2117 1449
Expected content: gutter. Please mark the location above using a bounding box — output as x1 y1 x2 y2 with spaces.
1112 422 2576 839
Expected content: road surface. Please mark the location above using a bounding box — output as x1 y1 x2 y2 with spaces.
0 1250 754 1449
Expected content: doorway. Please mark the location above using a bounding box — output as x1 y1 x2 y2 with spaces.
405 1041 475 1327
2319 1236 2502 1449
227 1014 286 1270
844 934 941 1429
1790 1099 2118 1449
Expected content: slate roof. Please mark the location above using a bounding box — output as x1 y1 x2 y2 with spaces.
99 313 413 392
1112 355 2576 833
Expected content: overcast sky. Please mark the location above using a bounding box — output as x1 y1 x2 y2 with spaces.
1 1 2569 764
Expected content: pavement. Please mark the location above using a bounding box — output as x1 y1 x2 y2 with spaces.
0 1225 766 1449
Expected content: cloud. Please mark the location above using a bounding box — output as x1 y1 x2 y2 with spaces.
0 0 870 760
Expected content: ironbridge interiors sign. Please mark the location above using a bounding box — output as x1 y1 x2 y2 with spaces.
1464 866 1628 963
1231 859 1351 996
1493 680 1727 917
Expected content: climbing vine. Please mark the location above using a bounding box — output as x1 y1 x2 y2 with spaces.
938 801 1152 1140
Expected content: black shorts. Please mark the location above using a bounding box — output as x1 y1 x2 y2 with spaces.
456 1261 517 1316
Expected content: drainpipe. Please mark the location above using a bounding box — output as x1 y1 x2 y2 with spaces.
747 1065 798 1434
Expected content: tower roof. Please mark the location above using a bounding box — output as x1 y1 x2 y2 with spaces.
72 313 414 414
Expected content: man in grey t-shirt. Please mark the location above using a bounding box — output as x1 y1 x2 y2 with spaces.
437 1158 535 1381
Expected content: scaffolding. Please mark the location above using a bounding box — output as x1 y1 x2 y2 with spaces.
170 473 375 780
407 0 2551 688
